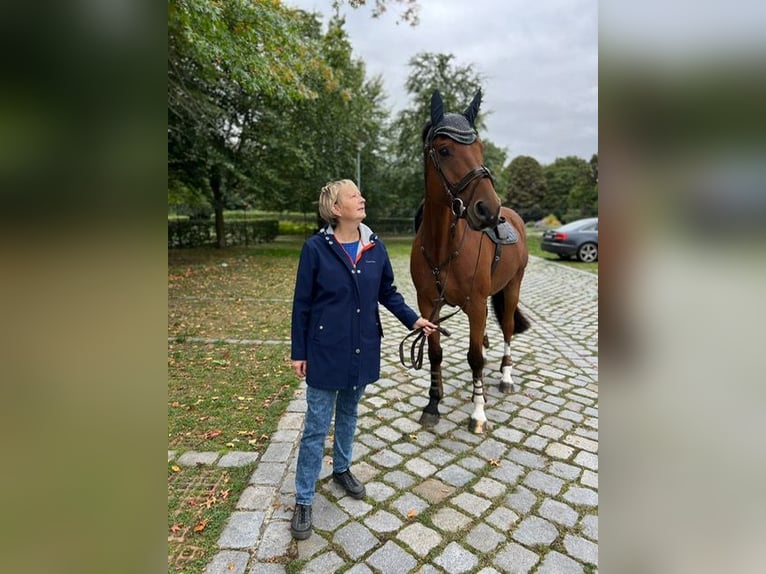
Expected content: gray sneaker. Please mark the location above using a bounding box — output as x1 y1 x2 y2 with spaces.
290 503 312 540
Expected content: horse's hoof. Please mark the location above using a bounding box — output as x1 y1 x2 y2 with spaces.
419 412 440 428
499 382 515 394
468 418 492 434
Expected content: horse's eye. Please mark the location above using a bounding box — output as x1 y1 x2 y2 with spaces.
438 147 450 157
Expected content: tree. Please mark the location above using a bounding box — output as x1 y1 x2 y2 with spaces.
505 155 547 223
542 156 592 221
168 0 330 246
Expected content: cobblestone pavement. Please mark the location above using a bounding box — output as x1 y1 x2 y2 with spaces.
182 254 598 574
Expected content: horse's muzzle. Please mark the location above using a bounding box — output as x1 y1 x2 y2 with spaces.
467 199 500 230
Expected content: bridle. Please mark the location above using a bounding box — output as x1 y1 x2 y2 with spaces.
425 137 494 219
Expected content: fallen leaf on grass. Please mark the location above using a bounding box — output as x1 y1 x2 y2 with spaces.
171 465 181 472
488 458 501 467
170 524 183 533
203 429 223 439
193 519 208 533
406 509 418 519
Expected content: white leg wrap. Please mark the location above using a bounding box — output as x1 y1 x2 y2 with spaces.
501 342 514 386
471 379 487 423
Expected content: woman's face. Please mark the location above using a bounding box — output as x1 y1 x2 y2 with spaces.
333 183 366 223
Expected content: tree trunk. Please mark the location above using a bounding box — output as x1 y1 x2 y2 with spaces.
210 167 225 248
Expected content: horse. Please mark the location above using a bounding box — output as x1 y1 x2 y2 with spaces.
409 89 530 434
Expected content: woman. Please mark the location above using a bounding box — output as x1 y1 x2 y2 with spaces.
290 179 436 540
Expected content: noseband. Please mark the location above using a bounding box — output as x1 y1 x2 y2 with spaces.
426 143 494 218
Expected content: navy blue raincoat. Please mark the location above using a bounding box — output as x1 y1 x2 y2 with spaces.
291 223 419 391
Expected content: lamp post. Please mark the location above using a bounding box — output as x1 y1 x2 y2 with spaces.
356 141 364 191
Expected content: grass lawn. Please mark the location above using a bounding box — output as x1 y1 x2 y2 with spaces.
168 241 304 573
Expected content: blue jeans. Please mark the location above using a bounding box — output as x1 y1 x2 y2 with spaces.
294 384 366 505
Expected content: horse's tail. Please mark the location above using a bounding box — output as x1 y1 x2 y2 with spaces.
491 292 531 335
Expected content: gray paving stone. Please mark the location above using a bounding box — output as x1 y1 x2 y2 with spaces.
535 550 584 574
505 486 537 514
218 451 260 467
475 438 508 459
256 520 292 560
574 450 598 471
539 499 579 528
580 514 598 541
203 550 249 574
312 493 350 531
344 565 373 574
391 492 429 518
436 464 475 487
472 476 507 498
434 541 479 574
509 416 540 432
366 541 418 574
397 522 442 557
522 434 549 451
563 486 598 508
564 533 598 565
486 506 519 530
391 416 421 433
277 412 304 430
370 449 403 468
177 450 220 466
247 563 285 574
260 442 293 463
465 523 506 553
581 469 598 488
422 447 455 465
336 494 373 518
249 462 287 486
458 455 488 471
431 507 472 532
374 425 404 442
492 542 540 574
492 426 525 443
217 511 265 548
537 424 565 440
451 492 492 517
365 480 396 502
512 516 558 546
440 438 473 454
364 509 403 533
507 448 546 469
302 551 345 574
296 531 328 560
549 461 582 481
490 460 524 484
333 521 379 560
392 442 420 456
405 457 438 477
545 442 575 460
237 486 277 512
383 469 416 489
523 470 564 495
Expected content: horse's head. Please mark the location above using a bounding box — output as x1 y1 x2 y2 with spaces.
422 90 500 231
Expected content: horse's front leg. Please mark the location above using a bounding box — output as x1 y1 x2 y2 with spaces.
467 302 490 433
419 332 443 428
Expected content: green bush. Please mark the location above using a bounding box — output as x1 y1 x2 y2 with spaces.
168 220 279 248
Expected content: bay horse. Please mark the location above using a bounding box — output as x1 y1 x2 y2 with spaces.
409 90 530 433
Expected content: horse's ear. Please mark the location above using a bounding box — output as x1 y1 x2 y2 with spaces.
430 91 445 126
463 89 482 127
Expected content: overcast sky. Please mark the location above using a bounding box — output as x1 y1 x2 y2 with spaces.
285 0 597 165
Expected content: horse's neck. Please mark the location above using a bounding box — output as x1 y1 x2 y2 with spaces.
421 198 460 264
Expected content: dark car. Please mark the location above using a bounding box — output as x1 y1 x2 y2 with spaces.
541 217 598 262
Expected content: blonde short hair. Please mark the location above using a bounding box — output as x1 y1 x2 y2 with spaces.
318 179 355 225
